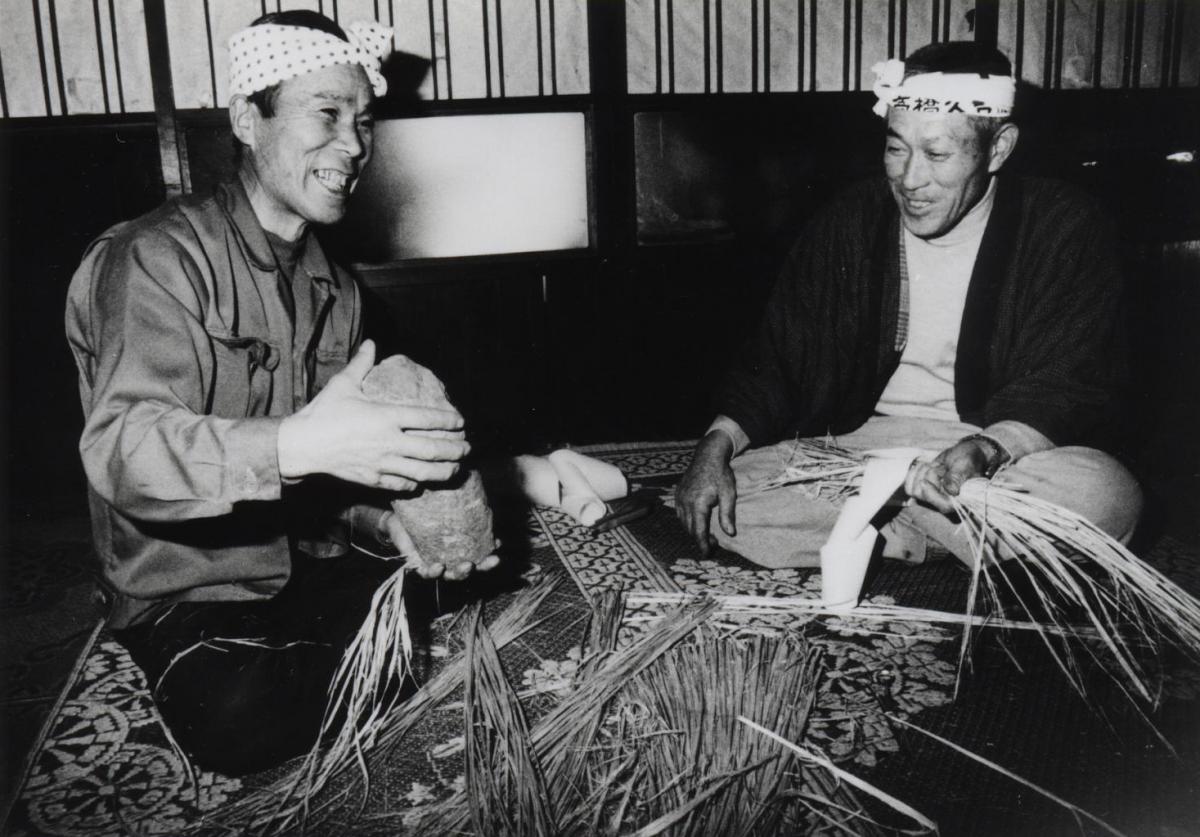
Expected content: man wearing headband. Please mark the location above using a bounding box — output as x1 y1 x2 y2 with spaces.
677 41 1142 570
65 10 496 774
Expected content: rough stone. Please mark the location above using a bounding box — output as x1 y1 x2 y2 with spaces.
362 355 496 566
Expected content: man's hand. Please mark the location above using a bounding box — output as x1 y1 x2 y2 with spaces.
277 340 470 492
380 511 501 581
675 431 737 557
904 437 998 514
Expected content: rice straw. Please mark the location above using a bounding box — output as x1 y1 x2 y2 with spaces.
738 716 937 833
205 574 558 835
763 441 1200 704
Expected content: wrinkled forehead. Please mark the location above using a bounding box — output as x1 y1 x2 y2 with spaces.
272 62 374 108
886 108 981 147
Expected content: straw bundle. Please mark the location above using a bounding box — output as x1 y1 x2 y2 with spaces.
413 595 922 836
952 478 1200 703
764 441 1200 703
205 576 558 836
759 438 865 501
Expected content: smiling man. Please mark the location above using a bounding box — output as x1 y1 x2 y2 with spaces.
676 41 1143 571
65 10 496 775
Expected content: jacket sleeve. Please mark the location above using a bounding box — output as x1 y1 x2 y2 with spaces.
73 227 284 523
714 202 855 449
981 189 1128 449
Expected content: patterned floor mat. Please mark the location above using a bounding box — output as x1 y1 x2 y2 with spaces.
4 441 1199 836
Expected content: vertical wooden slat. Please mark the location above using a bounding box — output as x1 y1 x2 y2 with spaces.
107 0 125 112
842 0 850 90
704 0 711 92
1093 0 1105 88
46 0 69 114
1121 0 1134 87
1131 0 1144 88
930 0 939 44
441 0 453 97
0 49 8 118
808 0 816 90
548 0 557 94
495 0 506 96
942 0 950 41
653 0 662 93
427 0 440 98
662 0 672 92
974 0 998 48
30 0 54 115
763 0 771 92
535 0 545 95
203 0 218 110
751 0 759 92
481 0 492 97
716 0 724 92
1014 0 1025 81
1168 0 1183 86
1159 0 1175 88
888 0 896 55
144 0 188 196
899 0 907 57
1042 0 1053 88
853 0 862 89
796 0 804 89
1053 0 1065 88
92 0 112 113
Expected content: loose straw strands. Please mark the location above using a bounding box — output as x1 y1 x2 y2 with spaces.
416 608 895 836
621 591 1102 639
738 717 937 834
758 438 865 501
763 439 1200 705
205 574 558 836
463 605 555 837
952 479 1200 704
412 596 723 835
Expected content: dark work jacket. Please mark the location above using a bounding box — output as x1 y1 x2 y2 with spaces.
717 176 1128 452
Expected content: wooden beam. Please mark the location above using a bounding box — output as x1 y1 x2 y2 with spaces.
143 0 190 196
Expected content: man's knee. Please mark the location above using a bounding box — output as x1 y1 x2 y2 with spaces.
153 652 328 774
1007 447 1143 543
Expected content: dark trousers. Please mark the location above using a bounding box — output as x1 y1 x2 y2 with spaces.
114 551 402 776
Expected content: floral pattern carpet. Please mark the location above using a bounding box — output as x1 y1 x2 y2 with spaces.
4 441 1200 836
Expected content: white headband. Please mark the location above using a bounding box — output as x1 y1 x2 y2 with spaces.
228 21 393 102
870 59 1015 118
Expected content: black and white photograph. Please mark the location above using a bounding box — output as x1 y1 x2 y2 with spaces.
1 1 1197 834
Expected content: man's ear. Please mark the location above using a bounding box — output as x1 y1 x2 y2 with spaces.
987 122 1019 173
229 94 258 150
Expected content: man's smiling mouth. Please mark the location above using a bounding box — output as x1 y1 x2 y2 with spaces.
314 169 351 194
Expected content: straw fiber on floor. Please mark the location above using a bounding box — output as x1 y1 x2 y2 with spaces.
4 441 1199 836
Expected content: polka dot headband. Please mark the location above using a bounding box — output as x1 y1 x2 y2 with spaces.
871 59 1015 118
228 21 393 102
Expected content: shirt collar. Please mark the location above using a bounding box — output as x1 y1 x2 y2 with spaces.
218 177 335 284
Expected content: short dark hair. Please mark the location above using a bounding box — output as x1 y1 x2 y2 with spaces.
903 41 1013 79
903 41 1014 150
232 11 349 162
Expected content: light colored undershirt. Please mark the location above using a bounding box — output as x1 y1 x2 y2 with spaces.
875 179 996 420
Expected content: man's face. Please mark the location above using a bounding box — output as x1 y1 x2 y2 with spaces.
246 63 374 236
884 108 993 239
